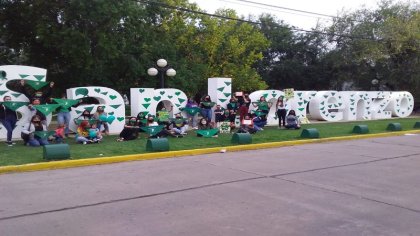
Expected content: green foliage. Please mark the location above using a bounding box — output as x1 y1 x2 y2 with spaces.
326 0 420 94
0 0 418 101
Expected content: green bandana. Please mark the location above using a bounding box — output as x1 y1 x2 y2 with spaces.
26 80 50 90
196 128 219 137
182 107 201 116
253 110 267 117
2 101 29 111
34 131 55 139
53 98 79 109
33 104 61 116
140 125 164 135
201 102 215 107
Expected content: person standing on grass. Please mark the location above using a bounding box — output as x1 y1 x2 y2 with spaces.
185 97 199 129
285 110 301 129
55 93 81 137
200 95 214 122
243 93 251 108
214 104 225 125
276 96 287 128
0 96 18 146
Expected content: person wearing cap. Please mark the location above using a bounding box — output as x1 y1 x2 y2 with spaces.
0 96 18 146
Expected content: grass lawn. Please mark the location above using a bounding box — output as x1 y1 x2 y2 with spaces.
1 118 419 167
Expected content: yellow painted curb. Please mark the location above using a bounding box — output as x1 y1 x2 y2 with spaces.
1 129 420 175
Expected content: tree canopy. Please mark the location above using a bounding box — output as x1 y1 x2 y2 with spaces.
0 0 418 101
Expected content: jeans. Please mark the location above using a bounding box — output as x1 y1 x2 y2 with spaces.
277 109 287 127
187 114 197 128
172 126 187 134
57 112 71 135
201 109 213 122
97 122 109 133
76 136 90 143
27 137 49 147
1 117 17 142
254 120 267 128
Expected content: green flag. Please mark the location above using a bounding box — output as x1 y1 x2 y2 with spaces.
33 104 61 116
196 128 219 137
140 125 164 135
253 110 267 117
34 131 55 139
182 107 201 116
2 101 29 111
26 80 49 90
201 102 215 107
53 98 79 109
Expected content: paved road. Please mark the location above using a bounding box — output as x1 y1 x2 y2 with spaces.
1 135 420 236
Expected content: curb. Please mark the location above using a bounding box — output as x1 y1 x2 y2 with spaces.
1 129 420 174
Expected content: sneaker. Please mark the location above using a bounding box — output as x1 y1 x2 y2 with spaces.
6 141 13 146
192 127 198 130
83 141 87 145
176 135 184 138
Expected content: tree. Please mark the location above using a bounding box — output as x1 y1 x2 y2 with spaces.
326 0 420 95
256 15 329 90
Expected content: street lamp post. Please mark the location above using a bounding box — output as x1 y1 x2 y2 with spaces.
147 59 176 88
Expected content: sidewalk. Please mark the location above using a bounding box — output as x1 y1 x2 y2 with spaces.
1 135 419 235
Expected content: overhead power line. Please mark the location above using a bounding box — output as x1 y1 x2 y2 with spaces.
228 0 337 19
221 0 333 20
137 0 376 41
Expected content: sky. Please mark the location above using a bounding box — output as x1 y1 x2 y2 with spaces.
189 0 382 30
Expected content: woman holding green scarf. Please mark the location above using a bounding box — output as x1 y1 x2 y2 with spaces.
55 93 81 137
253 96 272 120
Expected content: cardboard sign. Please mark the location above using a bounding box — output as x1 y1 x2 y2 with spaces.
219 121 231 134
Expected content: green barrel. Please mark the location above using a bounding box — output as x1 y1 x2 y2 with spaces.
413 122 420 129
43 144 70 160
146 138 169 152
386 123 402 131
231 133 252 144
300 128 320 139
352 125 369 134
